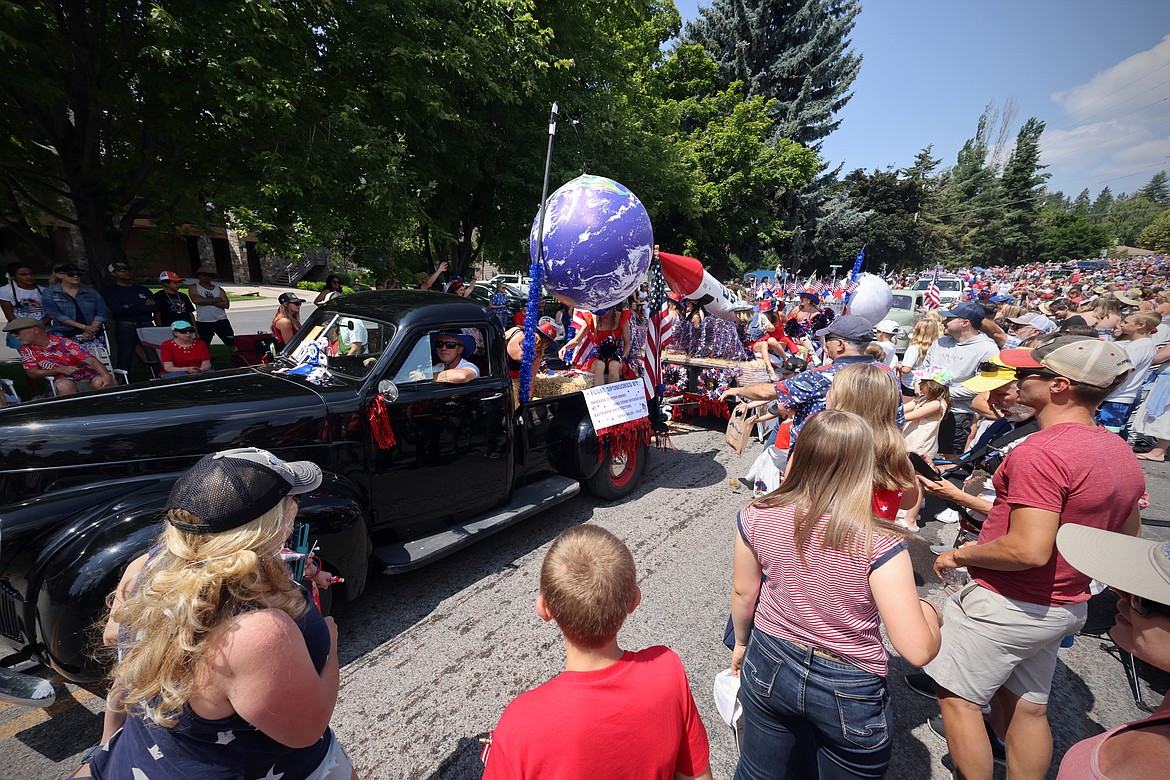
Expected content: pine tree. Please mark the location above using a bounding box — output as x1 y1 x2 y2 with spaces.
1072 188 1091 214
1140 171 1169 205
684 0 862 267
997 118 1048 263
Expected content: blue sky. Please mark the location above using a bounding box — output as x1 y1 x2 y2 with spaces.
672 1 1170 200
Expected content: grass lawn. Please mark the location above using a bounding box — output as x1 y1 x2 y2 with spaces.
144 285 267 302
2 343 241 401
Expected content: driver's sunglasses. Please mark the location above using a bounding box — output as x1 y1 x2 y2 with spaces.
174 328 195 334
435 340 461 349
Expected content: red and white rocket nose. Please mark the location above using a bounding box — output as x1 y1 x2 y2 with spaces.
658 251 704 297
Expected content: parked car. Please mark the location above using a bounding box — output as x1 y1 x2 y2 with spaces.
887 289 926 353
485 273 533 296
0 290 647 685
469 283 561 327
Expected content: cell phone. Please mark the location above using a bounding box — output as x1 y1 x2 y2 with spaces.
908 451 942 481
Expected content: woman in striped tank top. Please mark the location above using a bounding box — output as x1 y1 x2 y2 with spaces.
730 410 942 780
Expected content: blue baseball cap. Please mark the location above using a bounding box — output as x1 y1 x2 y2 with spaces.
937 301 986 325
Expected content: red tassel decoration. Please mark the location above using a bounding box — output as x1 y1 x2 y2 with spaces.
369 394 397 449
597 418 651 462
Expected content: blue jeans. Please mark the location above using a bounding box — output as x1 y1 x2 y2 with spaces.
734 630 893 780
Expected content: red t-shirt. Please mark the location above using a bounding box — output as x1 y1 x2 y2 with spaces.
159 338 211 369
482 646 709 780
973 422 1145 606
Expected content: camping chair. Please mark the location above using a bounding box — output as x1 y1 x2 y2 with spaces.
136 326 178 379
42 332 129 394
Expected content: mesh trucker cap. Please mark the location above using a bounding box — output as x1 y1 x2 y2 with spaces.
1057 525 1170 606
166 447 322 534
999 335 1133 389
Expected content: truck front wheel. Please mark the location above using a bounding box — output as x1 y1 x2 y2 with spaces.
586 445 647 500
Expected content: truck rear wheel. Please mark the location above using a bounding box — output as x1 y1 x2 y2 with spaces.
586 444 647 500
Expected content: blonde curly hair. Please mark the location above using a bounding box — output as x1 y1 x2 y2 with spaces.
106 501 305 727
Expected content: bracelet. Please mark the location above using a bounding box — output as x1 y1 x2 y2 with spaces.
304 555 321 579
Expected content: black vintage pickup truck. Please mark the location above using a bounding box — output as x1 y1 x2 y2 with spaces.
0 290 646 684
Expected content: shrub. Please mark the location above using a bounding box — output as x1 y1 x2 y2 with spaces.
295 280 354 295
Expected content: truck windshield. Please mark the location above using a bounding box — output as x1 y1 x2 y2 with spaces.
891 294 915 310
912 278 962 292
284 311 394 379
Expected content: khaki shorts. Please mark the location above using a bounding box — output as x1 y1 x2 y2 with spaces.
923 582 1086 706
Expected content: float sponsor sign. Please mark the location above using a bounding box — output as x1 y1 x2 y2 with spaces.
582 379 648 431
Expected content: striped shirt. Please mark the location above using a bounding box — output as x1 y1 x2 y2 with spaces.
738 504 907 675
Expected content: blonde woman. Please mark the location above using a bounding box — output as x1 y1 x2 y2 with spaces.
272 292 305 347
828 362 921 530
730 410 941 780
81 448 355 780
899 318 942 395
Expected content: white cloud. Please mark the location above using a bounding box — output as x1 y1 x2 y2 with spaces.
1040 35 1170 194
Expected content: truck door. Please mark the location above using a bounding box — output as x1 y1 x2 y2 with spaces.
367 324 513 540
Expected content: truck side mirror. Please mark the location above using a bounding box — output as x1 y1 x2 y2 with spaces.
378 379 399 402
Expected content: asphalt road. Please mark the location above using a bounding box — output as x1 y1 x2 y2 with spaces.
2 420 1167 779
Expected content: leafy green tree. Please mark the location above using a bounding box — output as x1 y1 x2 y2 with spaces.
820 168 925 270
1034 209 1110 261
645 45 819 274
1104 194 1162 247
684 0 862 263
1 0 332 274
1138 208 1170 252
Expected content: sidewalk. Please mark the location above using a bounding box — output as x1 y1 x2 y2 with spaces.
0 282 309 363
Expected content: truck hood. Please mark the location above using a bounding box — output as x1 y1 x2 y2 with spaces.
0 367 335 494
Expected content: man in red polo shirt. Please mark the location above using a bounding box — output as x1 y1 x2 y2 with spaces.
928 335 1144 780
5 317 114 395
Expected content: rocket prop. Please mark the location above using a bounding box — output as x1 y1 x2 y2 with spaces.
658 252 747 322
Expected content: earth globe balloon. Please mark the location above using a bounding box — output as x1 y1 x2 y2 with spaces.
530 174 653 311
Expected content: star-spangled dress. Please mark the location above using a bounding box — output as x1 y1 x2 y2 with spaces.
89 584 334 780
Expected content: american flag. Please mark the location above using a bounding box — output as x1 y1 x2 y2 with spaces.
567 309 595 369
808 277 827 296
641 251 674 399
923 267 942 310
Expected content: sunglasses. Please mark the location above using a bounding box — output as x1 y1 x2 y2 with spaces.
977 361 1007 373
60 272 81 277
1014 368 1069 382
174 328 195 334
1116 589 1170 618
435 340 462 349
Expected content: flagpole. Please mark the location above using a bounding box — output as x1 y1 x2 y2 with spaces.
519 102 558 405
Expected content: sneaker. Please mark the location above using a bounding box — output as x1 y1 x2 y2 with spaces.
935 508 961 524
905 672 937 699
927 715 1006 767
930 543 956 555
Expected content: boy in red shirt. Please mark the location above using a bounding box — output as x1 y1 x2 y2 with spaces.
482 525 711 780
